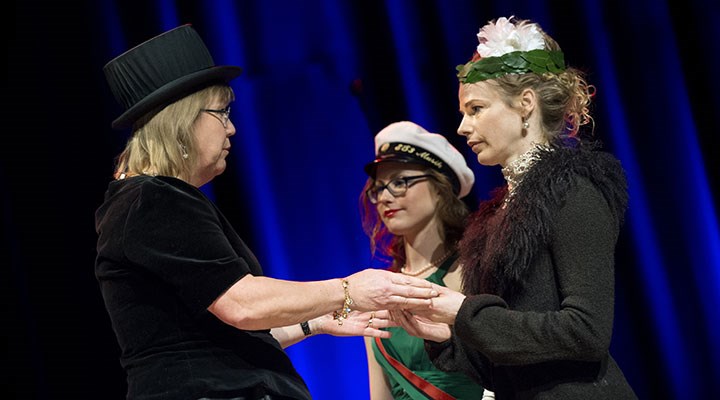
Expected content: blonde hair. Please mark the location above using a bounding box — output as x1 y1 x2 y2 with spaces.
113 84 234 180
488 69 594 140
480 20 594 140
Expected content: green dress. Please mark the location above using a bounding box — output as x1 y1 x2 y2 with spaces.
371 254 485 399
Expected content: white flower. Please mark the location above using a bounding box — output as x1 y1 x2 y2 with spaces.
476 16 545 58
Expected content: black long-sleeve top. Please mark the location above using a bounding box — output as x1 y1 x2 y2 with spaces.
427 146 638 400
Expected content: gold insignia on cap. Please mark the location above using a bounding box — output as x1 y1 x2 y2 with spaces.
380 143 390 153
416 151 443 169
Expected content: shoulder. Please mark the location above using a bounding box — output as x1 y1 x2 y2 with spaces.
535 146 628 222
552 176 622 245
122 176 215 219
129 175 207 202
539 145 624 180
562 177 612 215
131 175 203 196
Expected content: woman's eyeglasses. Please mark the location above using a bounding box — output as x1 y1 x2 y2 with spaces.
366 174 434 204
201 106 231 128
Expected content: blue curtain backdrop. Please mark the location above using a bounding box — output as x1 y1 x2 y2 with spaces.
4 0 719 399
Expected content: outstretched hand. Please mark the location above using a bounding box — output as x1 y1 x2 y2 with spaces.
345 269 439 311
314 310 397 338
409 283 466 325
389 309 452 342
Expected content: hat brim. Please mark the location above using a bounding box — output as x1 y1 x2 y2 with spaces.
364 152 462 195
364 154 429 178
111 65 242 129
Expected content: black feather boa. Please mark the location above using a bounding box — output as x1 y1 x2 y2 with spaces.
459 144 628 299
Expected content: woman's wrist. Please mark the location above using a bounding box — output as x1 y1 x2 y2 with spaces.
332 278 354 325
310 314 332 335
300 321 312 336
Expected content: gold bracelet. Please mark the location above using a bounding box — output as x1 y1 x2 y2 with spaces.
332 279 353 325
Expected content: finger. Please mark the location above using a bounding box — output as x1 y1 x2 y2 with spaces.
384 319 400 328
388 310 403 323
387 297 434 309
402 301 436 311
393 311 419 335
390 275 435 288
391 309 411 324
364 328 392 339
387 309 400 321
402 286 439 299
388 310 409 326
352 311 376 321
369 317 396 329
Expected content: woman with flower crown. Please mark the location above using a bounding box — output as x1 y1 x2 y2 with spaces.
391 16 638 399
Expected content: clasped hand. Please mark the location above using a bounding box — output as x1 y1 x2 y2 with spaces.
345 268 439 311
389 284 467 342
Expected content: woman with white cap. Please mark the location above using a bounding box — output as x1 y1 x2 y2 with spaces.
96 25 439 400
359 121 491 399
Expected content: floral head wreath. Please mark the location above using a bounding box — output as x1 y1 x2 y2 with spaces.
457 16 566 83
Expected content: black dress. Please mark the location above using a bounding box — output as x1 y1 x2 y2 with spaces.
95 175 310 400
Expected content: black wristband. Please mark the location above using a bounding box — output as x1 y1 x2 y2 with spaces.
300 321 312 336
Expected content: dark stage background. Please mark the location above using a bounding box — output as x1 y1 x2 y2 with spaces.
4 1 719 399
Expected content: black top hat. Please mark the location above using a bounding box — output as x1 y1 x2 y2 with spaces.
104 24 242 129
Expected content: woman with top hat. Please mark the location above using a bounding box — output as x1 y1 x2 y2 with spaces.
96 25 439 400
390 16 638 399
359 121 492 400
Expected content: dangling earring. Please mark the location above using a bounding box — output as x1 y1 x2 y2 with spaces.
180 144 189 159
523 120 530 129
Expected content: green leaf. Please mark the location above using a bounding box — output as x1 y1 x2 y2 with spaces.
457 50 566 83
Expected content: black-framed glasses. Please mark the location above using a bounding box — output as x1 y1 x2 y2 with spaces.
201 106 231 128
366 174 434 204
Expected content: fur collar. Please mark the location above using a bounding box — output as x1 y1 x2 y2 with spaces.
459 145 628 298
